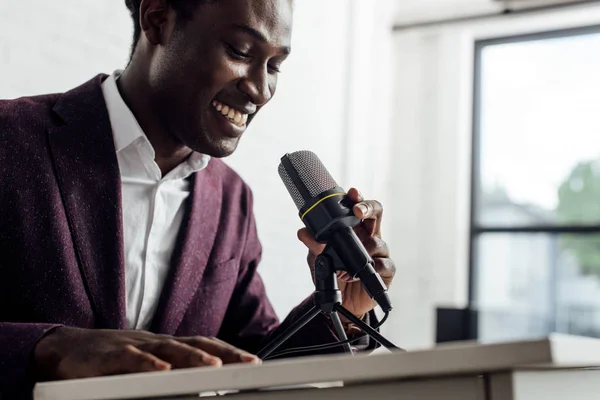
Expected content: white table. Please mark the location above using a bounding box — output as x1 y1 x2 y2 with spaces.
34 334 600 400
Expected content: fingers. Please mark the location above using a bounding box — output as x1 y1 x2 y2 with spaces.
353 199 383 221
360 236 389 258
99 336 257 377
37 328 260 382
353 200 383 237
136 339 222 369
347 188 383 237
374 257 396 283
178 336 261 365
346 187 363 202
361 236 394 283
336 270 358 283
297 228 325 255
334 235 392 284
97 345 172 377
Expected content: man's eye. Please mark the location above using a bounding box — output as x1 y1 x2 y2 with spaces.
226 44 250 59
268 64 281 74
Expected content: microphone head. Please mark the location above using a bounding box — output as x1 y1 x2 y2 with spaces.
278 150 339 210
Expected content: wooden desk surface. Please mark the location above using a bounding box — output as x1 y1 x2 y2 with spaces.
34 334 600 400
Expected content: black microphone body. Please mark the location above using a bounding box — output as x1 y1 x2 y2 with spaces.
278 151 392 312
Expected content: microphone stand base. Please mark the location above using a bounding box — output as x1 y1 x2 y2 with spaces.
256 251 398 359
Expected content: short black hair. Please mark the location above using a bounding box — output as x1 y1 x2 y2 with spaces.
124 0 212 62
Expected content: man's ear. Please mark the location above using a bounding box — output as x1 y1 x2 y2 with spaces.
139 0 172 46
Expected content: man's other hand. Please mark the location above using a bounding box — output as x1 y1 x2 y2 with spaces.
33 326 261 381
298 188 396 320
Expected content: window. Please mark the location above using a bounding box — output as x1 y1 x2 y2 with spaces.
470 25 600 342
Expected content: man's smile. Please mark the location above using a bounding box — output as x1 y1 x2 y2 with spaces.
212 100 249 127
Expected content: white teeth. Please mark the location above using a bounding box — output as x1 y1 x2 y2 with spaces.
212 100 248 127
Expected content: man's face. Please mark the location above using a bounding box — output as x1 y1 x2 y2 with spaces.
148 0 293 157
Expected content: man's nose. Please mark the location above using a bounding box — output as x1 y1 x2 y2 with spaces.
238 66 273 106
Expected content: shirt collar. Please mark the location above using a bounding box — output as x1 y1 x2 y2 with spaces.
101 70 211 178
101 71 145 153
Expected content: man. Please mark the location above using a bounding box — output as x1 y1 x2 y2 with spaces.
0 0 395 397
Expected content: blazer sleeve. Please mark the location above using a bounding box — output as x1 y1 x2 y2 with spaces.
215 204 339 355
0 323 62 392
216 190 379 357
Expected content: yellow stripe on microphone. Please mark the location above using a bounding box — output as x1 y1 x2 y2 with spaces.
301 193 346 220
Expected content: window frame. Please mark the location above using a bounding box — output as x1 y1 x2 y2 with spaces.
468 24 600 339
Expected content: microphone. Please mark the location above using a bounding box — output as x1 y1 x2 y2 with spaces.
278 150 392 312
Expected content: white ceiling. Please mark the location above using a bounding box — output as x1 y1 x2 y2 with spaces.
392 0 591 26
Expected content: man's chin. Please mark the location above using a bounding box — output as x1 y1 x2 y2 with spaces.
193 136 240 158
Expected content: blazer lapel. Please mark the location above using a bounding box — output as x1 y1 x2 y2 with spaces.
47 75 126 329
151 167 223 335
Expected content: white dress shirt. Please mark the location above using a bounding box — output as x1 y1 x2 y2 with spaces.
101 71 210 330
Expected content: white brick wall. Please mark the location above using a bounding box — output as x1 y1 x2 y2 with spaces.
0 0 131 98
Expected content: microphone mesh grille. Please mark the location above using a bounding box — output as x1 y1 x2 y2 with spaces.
278 163 305 210
278 150 338 210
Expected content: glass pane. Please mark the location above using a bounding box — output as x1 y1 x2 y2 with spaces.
474 233 600 342
476 30 600 227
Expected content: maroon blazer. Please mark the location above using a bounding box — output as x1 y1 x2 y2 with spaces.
0 75 341 395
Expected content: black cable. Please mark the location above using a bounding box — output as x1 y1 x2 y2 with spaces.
374 310 389 329
264 335 368 360
264 310 390 360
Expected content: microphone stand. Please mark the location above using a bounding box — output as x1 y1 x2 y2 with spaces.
257 244 399 359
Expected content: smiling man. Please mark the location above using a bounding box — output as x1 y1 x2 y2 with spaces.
0 0 395 398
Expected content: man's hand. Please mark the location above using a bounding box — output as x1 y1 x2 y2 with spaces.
298 188 396 320
33 326 260 381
